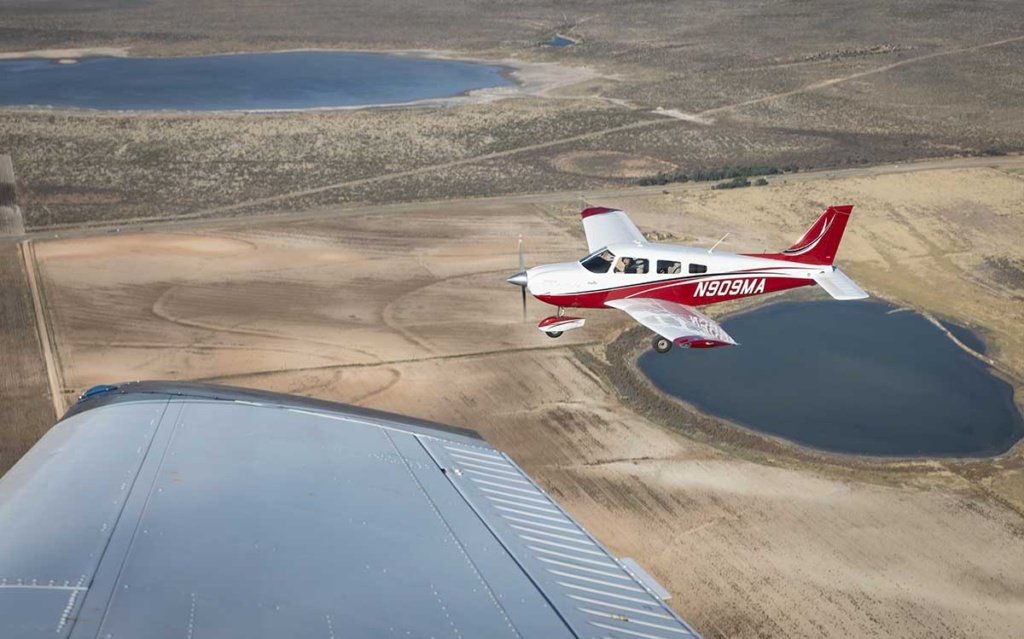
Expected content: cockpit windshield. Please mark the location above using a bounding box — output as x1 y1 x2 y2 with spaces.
580 248 615 274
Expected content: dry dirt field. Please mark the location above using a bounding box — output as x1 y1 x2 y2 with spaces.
19 161 1024 637
0 244 54 475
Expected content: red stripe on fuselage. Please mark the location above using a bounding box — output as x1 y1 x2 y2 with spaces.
535 273 813 308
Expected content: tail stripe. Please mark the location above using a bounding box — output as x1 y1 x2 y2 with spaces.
783 216 834 256
754 204 853 265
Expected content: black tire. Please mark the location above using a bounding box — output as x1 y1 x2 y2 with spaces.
546 331 564 339
652 336 672 354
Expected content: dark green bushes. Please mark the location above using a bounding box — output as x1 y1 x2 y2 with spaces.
636 164 796 186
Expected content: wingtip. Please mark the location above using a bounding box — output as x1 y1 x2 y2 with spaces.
673 337 737 349
580 206 619 219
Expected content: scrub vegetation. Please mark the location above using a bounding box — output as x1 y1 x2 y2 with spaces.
1 1 1024 227
637 165 796 187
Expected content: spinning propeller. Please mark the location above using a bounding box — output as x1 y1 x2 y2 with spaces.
506 234 528 321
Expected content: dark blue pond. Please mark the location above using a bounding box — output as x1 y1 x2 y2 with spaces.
547 36 576 47
0 51 513 111
639 301 1023 457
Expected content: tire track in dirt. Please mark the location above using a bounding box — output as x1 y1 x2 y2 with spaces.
150 285 379 360
348 367 402 405
194 340 602 384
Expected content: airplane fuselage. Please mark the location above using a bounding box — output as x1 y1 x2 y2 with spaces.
526 243 830 309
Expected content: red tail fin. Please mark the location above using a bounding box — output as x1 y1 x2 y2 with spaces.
768 205 853 265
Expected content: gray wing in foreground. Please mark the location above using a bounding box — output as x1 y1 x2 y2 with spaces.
0 382 700 639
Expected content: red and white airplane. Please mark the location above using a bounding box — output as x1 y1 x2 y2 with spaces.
507 204 868 353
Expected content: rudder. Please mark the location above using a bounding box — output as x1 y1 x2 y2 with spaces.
775 205 853 265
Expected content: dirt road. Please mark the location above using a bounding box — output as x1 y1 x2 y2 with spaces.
5 154 1022 245
20 241 63 418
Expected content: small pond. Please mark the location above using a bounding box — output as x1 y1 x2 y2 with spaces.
639 300 1023 457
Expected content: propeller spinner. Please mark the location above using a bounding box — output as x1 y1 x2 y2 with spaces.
506 234 528 320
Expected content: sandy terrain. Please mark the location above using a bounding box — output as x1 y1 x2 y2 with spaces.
22 163 1024 637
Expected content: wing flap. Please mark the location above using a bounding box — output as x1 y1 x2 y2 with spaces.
581 207 647 252
607 298 738 347
813 267 868 300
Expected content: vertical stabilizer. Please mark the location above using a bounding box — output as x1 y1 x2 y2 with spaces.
769 205 853 265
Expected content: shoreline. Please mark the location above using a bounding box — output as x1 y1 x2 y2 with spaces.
593 293 1024 473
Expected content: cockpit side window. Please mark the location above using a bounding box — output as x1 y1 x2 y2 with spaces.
657 260 682 275
581 249 615 274
689 263 708 274
614 257 648 274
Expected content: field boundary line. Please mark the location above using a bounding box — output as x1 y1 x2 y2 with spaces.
20 240 63 419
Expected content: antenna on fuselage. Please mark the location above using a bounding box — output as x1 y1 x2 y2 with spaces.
708 233 729 254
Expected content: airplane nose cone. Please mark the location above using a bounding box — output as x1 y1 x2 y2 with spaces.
506 271 528 287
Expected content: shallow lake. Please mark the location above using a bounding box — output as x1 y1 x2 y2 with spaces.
639 300 1023 457
0 51 513 111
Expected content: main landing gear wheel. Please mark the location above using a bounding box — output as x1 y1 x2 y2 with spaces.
652 336 672 354
546 331 564 339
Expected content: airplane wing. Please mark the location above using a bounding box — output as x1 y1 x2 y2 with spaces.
581 206 647 252
607 298 738 348
0 381 701 639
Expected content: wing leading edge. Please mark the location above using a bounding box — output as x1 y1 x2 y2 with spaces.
608 298 738 348
0 382 701 639
581 206 647 252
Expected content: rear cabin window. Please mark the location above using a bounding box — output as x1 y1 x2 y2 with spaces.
581 249 615 273
689 263 708 274
657 260 682 274
614 257 648 274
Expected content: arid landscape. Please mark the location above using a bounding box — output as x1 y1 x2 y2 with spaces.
3 2 1024 228
2 1 1024 636
0 161 1019 636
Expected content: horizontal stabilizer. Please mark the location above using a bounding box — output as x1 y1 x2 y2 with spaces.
813 267 868 300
